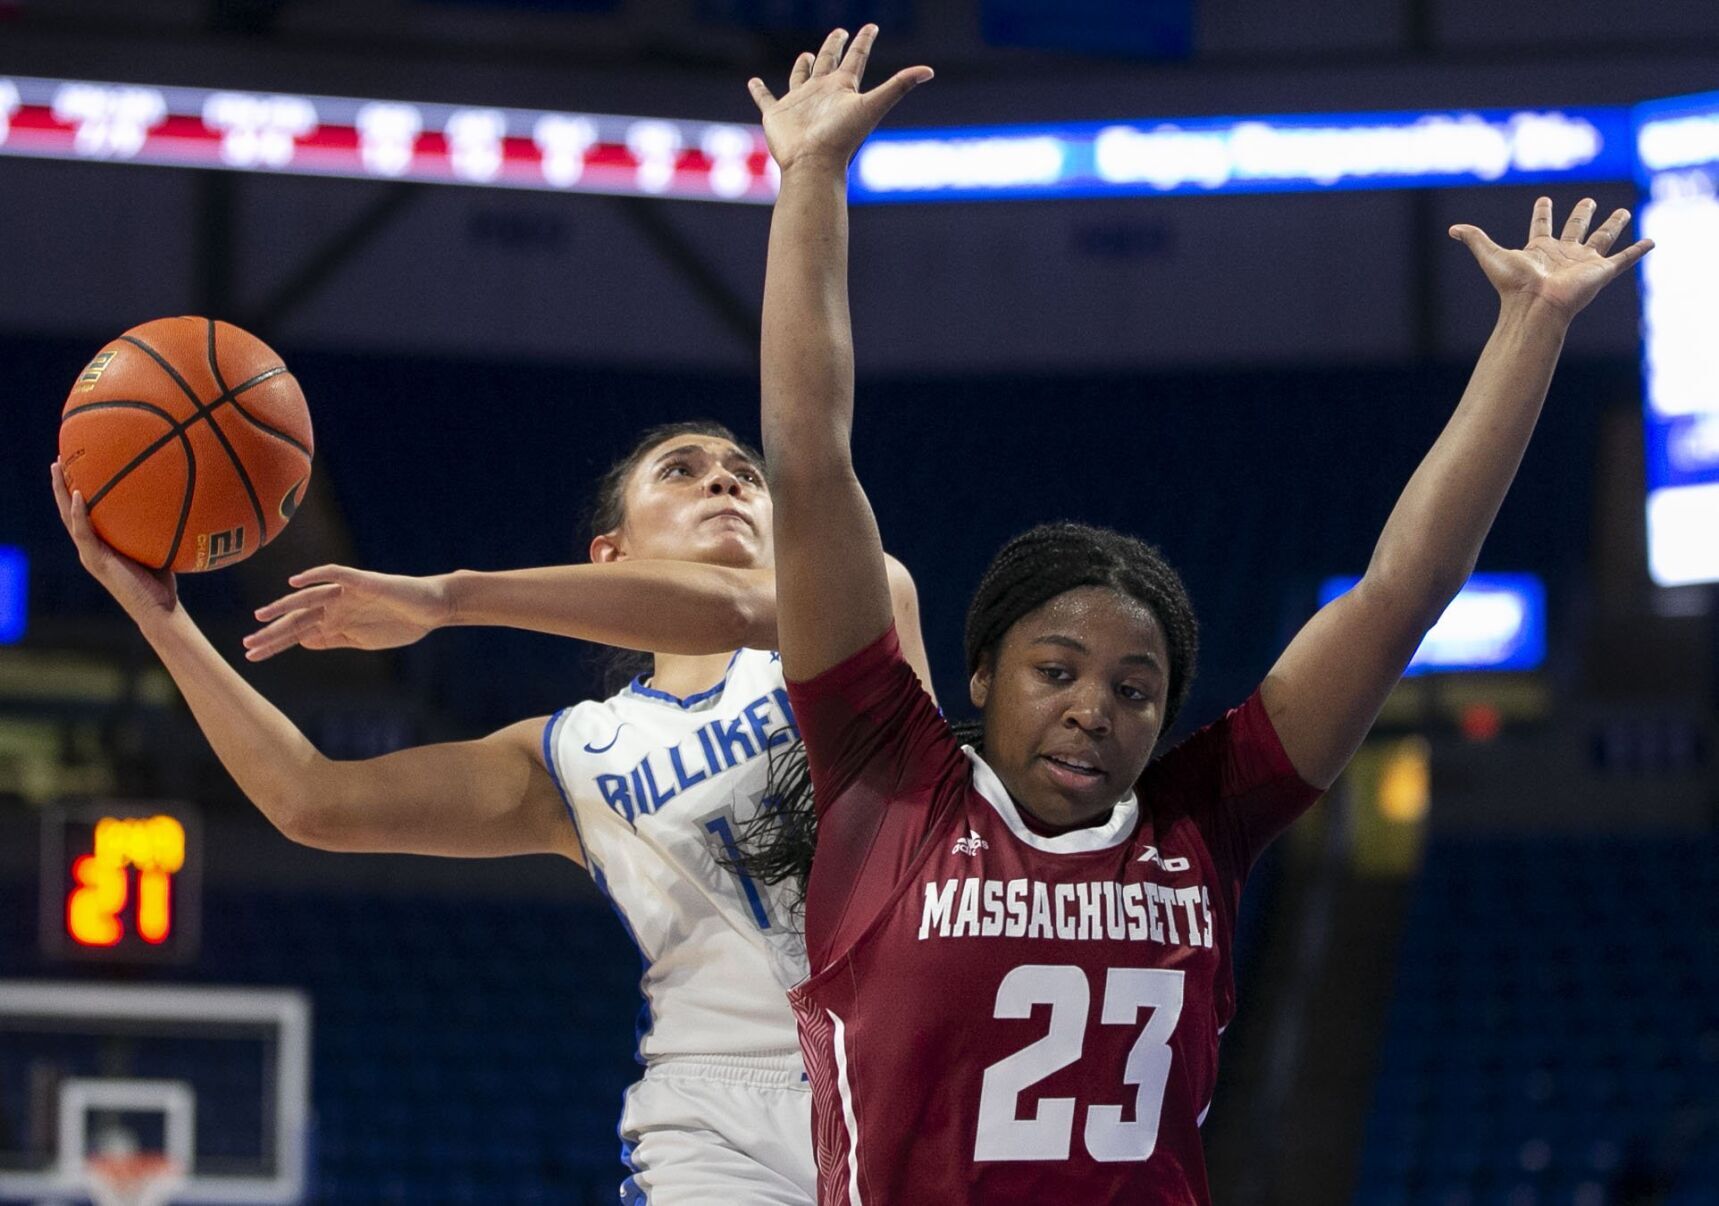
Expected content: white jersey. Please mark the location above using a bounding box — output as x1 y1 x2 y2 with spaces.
542 647 807 1062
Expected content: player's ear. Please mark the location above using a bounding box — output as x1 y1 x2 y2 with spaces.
590 530 625 563
968 656 992 710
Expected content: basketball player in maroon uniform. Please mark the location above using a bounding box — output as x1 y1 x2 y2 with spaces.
745 24 1653 1204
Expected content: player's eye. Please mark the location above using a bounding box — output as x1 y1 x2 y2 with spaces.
1117 682 1150 703
738 469 763 485
660 461 693 478
1037 664 1073 683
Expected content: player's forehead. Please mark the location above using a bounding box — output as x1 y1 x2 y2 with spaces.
634 434 761 478
1007 586 1167 667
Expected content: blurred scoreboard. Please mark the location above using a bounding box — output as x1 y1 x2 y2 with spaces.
40 802 202 963
0 74 1637 205
0 75 778 202
1635 89 1719 586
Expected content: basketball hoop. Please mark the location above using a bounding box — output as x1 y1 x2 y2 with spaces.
84 1152 184 1206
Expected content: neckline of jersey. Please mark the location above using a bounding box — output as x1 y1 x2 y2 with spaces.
961 746 1140 854
625 648 748 710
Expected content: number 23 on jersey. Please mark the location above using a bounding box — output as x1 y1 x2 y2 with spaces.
974 964 1185 1164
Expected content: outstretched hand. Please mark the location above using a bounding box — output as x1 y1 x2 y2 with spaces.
51 459 178 619
243 564 451 661
1450 197 1653 323
748 25 932 174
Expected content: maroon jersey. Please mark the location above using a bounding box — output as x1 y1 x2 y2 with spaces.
785 626 1320 1205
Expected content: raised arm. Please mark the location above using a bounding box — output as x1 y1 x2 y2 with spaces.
54 463 578 862
240 554 937 699
242 560 779 661
1261 198 1652 788
748 26 932 681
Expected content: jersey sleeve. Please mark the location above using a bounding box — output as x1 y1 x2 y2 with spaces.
785 624 962 818
785 625 968 971
1151 689 1323 887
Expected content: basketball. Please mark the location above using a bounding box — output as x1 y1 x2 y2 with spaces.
59 317 314 573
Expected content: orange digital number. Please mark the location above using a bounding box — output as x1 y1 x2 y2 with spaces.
65 814 186 948
67 853 127 946
137 870 172 944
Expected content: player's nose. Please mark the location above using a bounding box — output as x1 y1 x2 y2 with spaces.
1063 692 1112 737
705 469 744 496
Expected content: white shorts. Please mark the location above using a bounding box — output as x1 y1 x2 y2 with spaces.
617 1053 815 1206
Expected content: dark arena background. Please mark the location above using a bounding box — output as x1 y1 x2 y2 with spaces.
1 1 1717 1203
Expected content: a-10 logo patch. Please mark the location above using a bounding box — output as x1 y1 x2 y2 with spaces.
194 526 246 570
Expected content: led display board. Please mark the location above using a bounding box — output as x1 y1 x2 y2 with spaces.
40 802 202 964
0 546 23 645
1318 574 1547 675
849 107 1633 203
1634 88 1719 586
0 75 778 202
0 75 1636 205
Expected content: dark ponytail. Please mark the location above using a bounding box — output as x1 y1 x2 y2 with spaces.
723 733 818 913
730 716 986 919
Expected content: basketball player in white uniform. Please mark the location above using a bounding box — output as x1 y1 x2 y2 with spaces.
52 420 934 1204
543 644 811 1203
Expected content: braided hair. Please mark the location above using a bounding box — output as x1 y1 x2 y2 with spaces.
585 420 766 695
730 520 1199 916
963 522 1198 737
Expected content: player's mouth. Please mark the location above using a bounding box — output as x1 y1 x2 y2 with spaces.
1038 751 1107 790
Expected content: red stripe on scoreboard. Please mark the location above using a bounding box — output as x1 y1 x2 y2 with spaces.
0 76 780 202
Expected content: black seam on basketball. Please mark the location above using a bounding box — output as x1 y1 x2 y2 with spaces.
120 331 286 412
79 370 290 510
83 404 186 512
197 319 269 544
121 335 203 409
230 366 290 396
63 398 180 423
161 426 197 572
227 395 312 456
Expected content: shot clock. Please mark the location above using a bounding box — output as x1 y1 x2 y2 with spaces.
40 802 202 963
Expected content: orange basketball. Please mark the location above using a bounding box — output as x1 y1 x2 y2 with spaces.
59 317 313 573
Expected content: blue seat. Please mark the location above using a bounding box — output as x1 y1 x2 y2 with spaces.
1356 834 1719 1203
